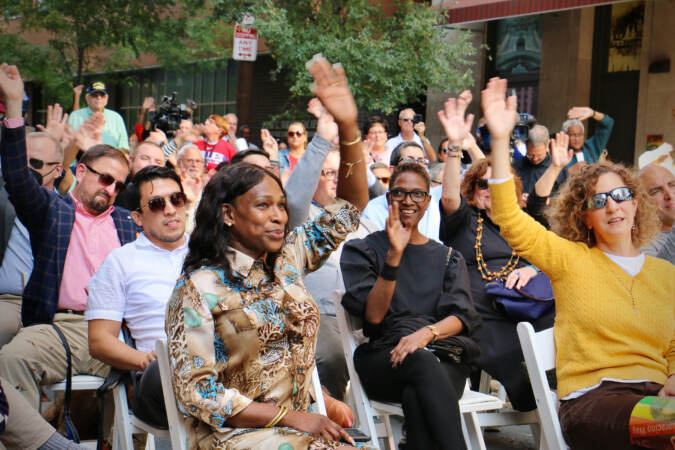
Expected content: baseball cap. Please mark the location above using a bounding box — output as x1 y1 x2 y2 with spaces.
87 81 108 95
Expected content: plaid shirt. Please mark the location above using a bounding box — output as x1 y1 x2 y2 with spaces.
0 125 140 326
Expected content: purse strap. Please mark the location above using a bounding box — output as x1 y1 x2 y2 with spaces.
445 246 453 267
51 324 80 443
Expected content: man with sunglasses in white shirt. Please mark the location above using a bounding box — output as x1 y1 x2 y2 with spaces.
86 165 189 429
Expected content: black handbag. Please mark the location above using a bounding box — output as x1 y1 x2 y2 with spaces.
485 272 554 321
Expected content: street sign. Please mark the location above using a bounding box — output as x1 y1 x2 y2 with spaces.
233 24 258 61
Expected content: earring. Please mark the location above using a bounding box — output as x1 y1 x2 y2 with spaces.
225 222 232 227
586 228 592 245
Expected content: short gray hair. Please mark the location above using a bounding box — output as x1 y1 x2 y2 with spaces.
26 131 63 161
398 108 415 120
177 143 201 163
562 119 584 134
429 162 445 181
527 124 550 147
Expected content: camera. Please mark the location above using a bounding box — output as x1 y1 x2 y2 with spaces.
476 113 536 154
148 93 195 137
413 113 424 124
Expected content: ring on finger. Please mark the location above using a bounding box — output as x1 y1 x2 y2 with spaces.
329 82 340 87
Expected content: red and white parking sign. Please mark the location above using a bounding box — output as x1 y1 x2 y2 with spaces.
233 25 258 61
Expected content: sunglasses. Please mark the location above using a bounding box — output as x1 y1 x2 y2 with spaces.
475 178 489 190
389 189 429 203
399 157 428 166
29 158 60 170
439 146 449 154
376 176 390 183
139 192 187 213
84 164 126 193
400 118 414 123
586 187 634 210
287 130 304 137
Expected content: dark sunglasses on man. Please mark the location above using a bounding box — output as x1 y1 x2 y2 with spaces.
586 187 634 210
29 158 60 170
138 192 187 213
84 164 126 193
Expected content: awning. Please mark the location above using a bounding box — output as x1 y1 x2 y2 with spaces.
443 0 624 24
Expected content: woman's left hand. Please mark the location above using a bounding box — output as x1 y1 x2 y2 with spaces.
658 375 675 398
504 266 538 290
307 54 358 126
390 328 434 368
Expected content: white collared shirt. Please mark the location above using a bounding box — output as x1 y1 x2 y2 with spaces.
85 233 189 352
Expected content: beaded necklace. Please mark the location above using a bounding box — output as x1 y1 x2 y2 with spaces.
474 213 519 281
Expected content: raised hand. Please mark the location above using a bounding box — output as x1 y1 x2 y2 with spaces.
142 97 155 111
308 97 338 143
260 128 279 161
36 104 69 142
386 202 413 255
549 132 573 168
306 54 357 126
73 84 84 96
566 106 594 121
0 63 24 118
74 113 104 150
148 128 167 146
481 77 518 142
437 90 474 144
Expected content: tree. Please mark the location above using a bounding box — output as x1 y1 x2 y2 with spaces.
0 0 231 106
216 0 476 113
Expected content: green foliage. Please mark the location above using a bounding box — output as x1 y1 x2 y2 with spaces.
214 0 476 113
0 0 228 102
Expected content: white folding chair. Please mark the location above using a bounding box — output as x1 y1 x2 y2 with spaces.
45 375 106 449
335 304 504 450
517 322 569 450
155 339 188 450
111 380 170 450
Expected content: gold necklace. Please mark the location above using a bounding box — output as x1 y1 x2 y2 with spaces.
606 268 638 314
475 213 519 281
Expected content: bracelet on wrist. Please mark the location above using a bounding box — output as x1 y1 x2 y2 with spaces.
380 262 399 281
426 325 439 342
340 134 362 146
265 406 289 428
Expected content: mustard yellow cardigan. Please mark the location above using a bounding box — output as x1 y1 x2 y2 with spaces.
489 178 675 398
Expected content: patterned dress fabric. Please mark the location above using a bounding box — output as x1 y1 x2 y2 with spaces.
166 199 360 449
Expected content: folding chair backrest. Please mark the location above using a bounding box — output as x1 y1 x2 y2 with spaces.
156 339 188 450
516 322 568 450
333 299 380 448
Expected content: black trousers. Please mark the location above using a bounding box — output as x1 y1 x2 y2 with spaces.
132 360 168 429
355 344 470 450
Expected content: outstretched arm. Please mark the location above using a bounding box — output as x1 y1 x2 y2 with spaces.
438 90 474 215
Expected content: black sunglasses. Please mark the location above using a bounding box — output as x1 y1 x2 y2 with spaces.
586 187 634 210
439 146 449 154
84 164 126 193
287 130 304 137
139 192 187 213
29 158 60 170
389 189 429 203
475 178 489 190
376 176 390 183
400 118 414 122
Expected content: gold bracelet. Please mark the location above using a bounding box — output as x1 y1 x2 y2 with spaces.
426 325 439 342
264 406 288 428
340 134 362 146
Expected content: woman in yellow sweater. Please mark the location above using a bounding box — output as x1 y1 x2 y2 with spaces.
475 77 675 450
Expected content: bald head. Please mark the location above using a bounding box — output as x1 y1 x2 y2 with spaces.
639 164 675 230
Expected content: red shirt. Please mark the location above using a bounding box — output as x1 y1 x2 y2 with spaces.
195 139 237 171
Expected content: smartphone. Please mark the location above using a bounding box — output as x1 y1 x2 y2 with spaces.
344 427 371 442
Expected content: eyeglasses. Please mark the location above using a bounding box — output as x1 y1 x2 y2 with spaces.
388 189 429 203
139 192 187 213
400 118 414 123
88 92 106 98
84 164 126 193
287 130 304 137
586 187 634 210
475 178 489 190
321 169 338 180
29 158 60 170
376 176 390 183
399 157 428 166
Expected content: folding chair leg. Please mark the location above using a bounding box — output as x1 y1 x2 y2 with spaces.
382 414 396 450
463 412 487 450
460 414 473 450
112 385 135 450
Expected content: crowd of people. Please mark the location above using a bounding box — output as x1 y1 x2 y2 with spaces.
0 52 672 450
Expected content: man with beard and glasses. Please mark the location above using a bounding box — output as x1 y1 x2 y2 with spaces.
87 166 189 429
0 132 64 347
0 63 139 409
